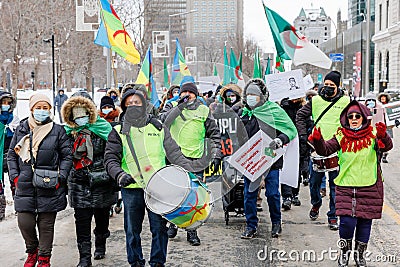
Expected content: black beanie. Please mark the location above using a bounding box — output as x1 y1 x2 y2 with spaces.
180 82 199 96
324 71 341 88
100 96 115 109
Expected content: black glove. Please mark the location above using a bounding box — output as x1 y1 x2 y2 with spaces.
210 158 221 175
178 95 190 105
395 119 400 128
117 173 136 187
280 97 290 108
269 138 283 150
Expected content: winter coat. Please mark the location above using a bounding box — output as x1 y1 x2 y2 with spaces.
106 88 121 107
54 93 68 111
313 101 393 219
62 96 115 209
7 119 73 213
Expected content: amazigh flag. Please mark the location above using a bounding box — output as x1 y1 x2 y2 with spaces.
135 46 160 107
275 56 285 73
171 38 191 85
222 46 230 85
263 3 331 69
94 0 140 64
253 47 263 79
163 58 170 88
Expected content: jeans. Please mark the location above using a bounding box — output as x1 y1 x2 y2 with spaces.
339 216 372 243
309 169 338 222
321 175 327 189
121 188 168 267
244 169 281 230
17 212 57 256
74 207 110 243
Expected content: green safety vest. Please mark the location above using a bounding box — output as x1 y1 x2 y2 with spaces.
169 105 209 158
115 124 166 189
334 132 378 187
312 95 350 139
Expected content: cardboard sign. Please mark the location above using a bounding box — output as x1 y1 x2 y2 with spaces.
227 130 285 182
383 101 400 126
265 69 305 102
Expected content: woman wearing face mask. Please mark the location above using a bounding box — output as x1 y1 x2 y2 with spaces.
309 101 392 267
99 96 120 123
0 91 19 220
106 88 121 107
7 93 73 266
61 95 114 267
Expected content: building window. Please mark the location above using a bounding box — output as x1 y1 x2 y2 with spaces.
386 0 389 28
379 4 382 31
325 26 327 30
378 52 382 80
299 27 302 30
325 32 327 36
386 51 389 81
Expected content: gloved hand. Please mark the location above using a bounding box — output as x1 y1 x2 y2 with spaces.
375 122 387 138
280 97 290 108
210 158 221 175
308 127 322 142
395 119 400 128
117 173 136 188
269 138 283 150
178 95 190 105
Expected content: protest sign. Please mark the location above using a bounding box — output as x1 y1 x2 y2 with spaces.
383 101 400 126
228 130 285 182
303 74 314 90
265 69 305 102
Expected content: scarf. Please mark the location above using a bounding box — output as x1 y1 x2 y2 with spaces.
99 109 120 123
242 101 297 141
337 125 375 153
14 115 54 163
64 116 112 141
0 112 14 137
72 129 93 170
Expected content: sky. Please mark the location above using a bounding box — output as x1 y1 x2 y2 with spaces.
244 0 349 53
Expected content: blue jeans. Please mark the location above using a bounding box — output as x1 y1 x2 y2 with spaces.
309 169 338 222
121 188 168 267
244 169 281 230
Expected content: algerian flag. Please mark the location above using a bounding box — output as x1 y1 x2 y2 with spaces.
230 47 245 86
264 57 271 79
275 56 285 73
263 3 332 69
253 47 263 79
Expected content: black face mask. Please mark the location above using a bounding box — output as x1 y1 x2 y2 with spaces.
323 86 336 97
123 105 147 128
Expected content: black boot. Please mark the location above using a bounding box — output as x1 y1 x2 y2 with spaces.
94 230 110 260
187 229 201 246
0 195 6 221
77 241 92 267
338 238 353 267
354 240 368 267
271 223 282 238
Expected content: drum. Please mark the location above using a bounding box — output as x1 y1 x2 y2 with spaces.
145 165 213 230
311 152 339 172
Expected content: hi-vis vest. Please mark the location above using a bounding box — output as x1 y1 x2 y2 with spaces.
115 124 166 189
334 131 378 187
169 105 209 158
312 95 350 139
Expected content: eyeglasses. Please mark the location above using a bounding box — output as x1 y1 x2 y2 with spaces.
347 113 362 120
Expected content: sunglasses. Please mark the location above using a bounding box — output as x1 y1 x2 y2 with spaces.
347 113 362 120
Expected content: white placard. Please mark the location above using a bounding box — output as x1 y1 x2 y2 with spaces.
383 101 400 126
265 69 305 102
76 0 100 32
185 47 197 64
227 130 285 182
152 31 170 58
303 74 314 90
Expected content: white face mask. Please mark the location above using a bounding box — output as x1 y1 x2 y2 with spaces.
246 95 259 107
102 108 112 115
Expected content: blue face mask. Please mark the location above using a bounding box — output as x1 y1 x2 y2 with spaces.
75 116 89 127
102 108 112 115
1 105 10 112
246 95 259 107
33 109 50 122
110 95 117 100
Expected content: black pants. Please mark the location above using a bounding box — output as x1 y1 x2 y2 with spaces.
17 212 57 256
281 172 301 198
74 207 110 243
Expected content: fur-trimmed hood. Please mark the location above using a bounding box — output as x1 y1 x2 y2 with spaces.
220 83 242 99
377 92 391 103
61 96 98 127
0 91 16 112
106 88 121 99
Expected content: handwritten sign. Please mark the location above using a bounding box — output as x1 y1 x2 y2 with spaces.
265 69 306 102
383 101 400 126
227 130 285 182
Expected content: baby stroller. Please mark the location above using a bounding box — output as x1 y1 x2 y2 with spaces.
221 157 244 225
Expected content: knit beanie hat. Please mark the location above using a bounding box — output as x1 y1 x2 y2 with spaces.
100 96 115 109
72 106 88 119
246 83 262 96
29 93 52 110
324 71 341 88
180 82 199 96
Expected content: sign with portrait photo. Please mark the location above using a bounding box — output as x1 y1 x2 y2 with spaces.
265 69 306 102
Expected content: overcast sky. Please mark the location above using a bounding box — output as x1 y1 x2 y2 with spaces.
244 0 349 52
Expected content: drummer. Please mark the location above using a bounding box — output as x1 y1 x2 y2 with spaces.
296 71 350 230
104 89 207 267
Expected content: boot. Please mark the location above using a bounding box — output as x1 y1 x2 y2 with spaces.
24 248 38 267
337 238 352 267
0 194 6 221
187 229 201 246
354 240 368 267
77 241 92 267
37 255 51 267
271 223 282 238
382 153 388 163
94 230 110 260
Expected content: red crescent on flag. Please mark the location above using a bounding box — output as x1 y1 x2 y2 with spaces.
113 30 130 44
235 66 243 80
283 31 303 49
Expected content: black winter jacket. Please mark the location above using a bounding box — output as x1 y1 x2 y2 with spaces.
67 132 116 209
7 118 73 213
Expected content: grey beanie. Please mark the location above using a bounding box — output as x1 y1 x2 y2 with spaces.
246 83 262 96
